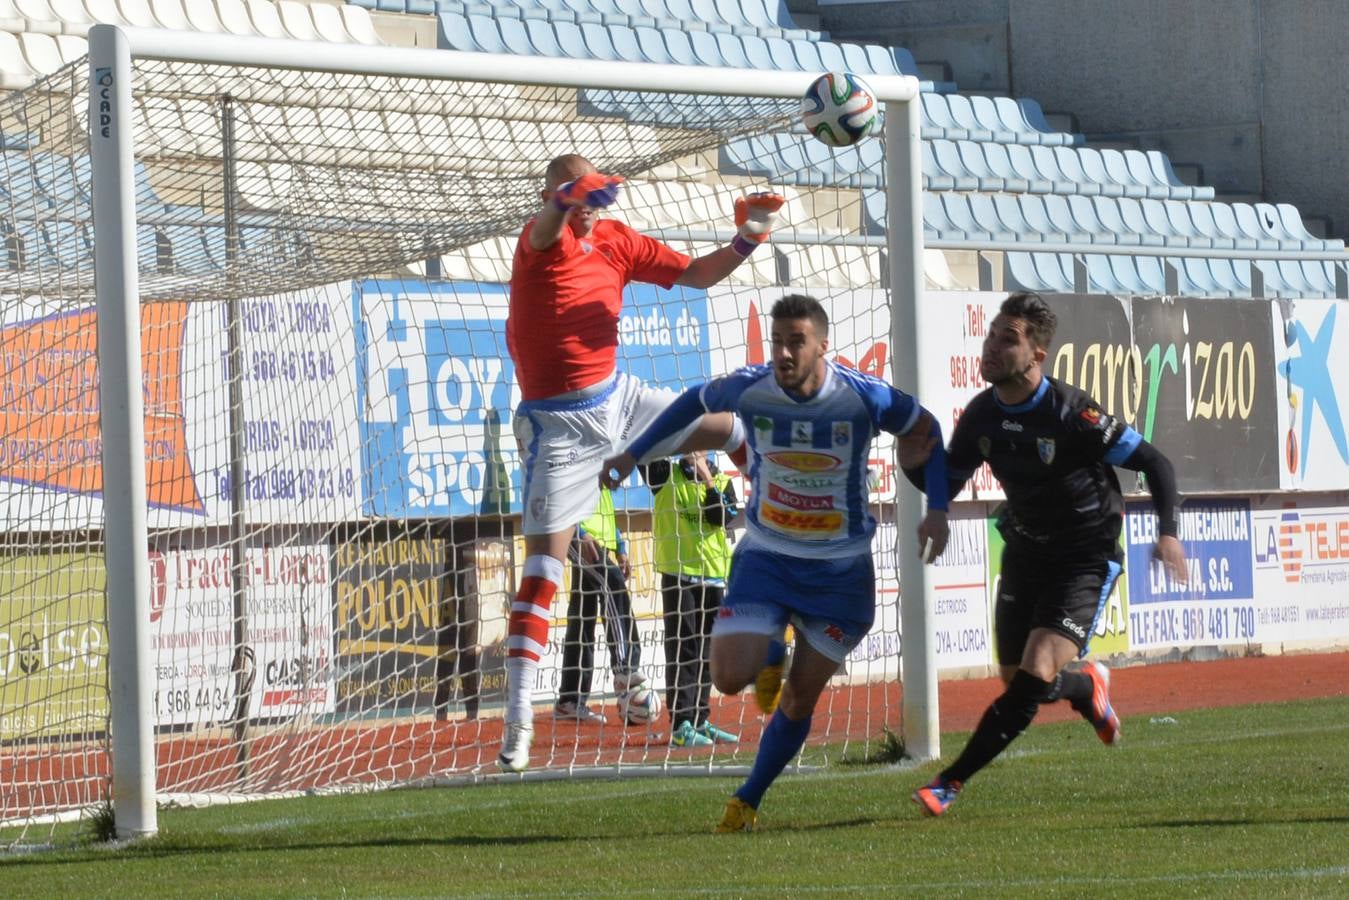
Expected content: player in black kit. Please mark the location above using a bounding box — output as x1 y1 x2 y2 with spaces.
902 292 1188 817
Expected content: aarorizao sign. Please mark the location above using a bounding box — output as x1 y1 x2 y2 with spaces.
918 292 1283 498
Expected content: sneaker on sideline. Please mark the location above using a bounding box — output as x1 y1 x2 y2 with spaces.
670 720 714 747
554 701 605 724
696 721 739 743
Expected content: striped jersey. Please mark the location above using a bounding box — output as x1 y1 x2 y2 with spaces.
699 361 929 559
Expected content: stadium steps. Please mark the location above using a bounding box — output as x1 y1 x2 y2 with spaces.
720 133 1214 202
0 0 387 88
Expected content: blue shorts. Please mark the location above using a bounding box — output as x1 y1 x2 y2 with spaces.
712 545 875 664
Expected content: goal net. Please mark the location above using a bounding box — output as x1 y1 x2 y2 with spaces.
1 34 920 844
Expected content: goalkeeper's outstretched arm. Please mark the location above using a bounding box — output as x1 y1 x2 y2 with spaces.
676 192 786 288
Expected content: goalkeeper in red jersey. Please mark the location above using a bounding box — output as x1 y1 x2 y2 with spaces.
498 153 784 772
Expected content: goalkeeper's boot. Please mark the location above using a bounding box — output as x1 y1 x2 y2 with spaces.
1082 661 1121 746
714 796 757 833
696 721 740 744
912 776 961 817
497 721 533 773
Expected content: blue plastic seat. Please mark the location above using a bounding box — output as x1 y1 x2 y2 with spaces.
1042 194 1089 241
607 22 645 60
459 14 504 52
1161 200 1216 248
1231 203 1285 250
522 18 561 55
1101 149 1149 199
643 26 693 64
1016 145 1068 193
1204 202 1258 251
921 191 958 240
988 194 1034 241
962 194 1008 242
764 34 803 70
1012 252 1074 292
709 31 748 67
942 95 992 142
576 22 619 59
978 142 1030 193
969 95 1016 143
921 94 964 140
553 18 589 56
1064 194 1109 239
932 141 979 191
1047 146 1099 196
737 32 774 69
1074 148 1123 198
1116 198 1164 246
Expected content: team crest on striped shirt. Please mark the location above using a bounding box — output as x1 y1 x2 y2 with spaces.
832 422 851 446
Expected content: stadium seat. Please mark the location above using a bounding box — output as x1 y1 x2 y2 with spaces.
12 0 61 34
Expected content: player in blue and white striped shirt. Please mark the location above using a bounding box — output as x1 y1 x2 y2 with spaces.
604 294 950 832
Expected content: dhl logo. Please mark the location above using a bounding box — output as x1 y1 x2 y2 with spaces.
0 303 202 513
761 504 843 533
764 450 841 472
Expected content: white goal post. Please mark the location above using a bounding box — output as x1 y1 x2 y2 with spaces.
77 26 933 840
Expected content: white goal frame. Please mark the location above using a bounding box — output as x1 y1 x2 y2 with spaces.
86 24 934 839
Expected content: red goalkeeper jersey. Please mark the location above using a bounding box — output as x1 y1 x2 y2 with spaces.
507 217 689 401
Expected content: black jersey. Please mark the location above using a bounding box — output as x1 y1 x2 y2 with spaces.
949 376 1143 549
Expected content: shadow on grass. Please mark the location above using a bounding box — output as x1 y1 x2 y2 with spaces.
1129 814 1349 829
0 832 573 868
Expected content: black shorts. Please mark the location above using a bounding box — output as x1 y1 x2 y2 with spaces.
993 542 1123 665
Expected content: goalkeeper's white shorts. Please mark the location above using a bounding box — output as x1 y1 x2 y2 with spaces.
513 371 741 536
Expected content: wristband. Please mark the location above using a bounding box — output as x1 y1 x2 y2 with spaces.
731 234 758 257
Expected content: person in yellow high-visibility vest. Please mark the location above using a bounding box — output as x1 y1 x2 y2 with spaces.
554 484 644 722
647 450 740 748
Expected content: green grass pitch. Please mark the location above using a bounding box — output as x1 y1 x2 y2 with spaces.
4 696 1347 897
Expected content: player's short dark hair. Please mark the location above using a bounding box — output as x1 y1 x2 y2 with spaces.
770 293 829 338
1000 291 1056 349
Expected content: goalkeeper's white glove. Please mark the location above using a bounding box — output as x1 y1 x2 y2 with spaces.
731 191 786 256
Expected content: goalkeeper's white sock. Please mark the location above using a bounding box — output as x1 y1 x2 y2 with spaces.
505 657 539 726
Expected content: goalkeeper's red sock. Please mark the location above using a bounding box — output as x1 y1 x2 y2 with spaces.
505 555 562 724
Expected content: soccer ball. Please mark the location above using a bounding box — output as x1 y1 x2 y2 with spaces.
617 686 662 726
801 71 879 147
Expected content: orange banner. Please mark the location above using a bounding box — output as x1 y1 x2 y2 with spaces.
0 302 203 513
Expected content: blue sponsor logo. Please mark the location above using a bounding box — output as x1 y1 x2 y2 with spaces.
1125 499 1253 603
354 279 709 516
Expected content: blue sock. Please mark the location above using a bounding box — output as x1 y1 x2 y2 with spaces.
734 709 811 809
764 638 786 667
